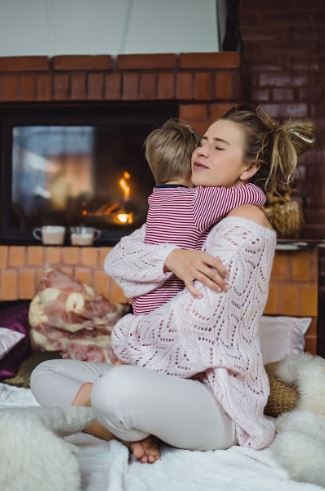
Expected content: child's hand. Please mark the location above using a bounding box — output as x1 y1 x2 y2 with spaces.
164 249 228 298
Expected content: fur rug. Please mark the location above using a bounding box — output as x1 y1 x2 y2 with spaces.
1 352 325 490
270 352 325 488
0 405 94 491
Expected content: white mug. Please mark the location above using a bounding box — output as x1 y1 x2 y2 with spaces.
70 226 101 246
33 226 66 245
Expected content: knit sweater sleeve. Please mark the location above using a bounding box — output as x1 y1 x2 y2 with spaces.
111 217 276 449
104 225 176 298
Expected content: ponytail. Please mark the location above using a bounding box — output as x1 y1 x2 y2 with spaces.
222 105 315 194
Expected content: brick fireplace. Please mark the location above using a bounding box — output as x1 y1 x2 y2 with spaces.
0 51 242 303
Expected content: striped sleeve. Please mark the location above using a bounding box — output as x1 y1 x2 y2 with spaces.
192 184 266 231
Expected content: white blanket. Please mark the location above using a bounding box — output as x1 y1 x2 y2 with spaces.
0 383 321 491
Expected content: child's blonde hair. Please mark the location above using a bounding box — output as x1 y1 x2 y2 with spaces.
144 119 201 184
221 105 315 194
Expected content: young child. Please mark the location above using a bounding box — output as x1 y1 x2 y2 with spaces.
132 119 266 315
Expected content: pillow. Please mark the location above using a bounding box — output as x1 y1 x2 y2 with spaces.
29 269 129 363
259 315 311 364
0 302 31 380
0 328 25 360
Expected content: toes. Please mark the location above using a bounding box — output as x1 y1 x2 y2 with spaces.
143 438 160 460
130 442 145 459
130 437 160 464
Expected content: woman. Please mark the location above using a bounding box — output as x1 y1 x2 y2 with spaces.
30 106 314 464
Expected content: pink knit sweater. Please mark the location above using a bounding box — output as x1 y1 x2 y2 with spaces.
105 217 276 449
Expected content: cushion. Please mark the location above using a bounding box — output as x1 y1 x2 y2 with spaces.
0 328 25 360
0 302 31 379
259 315 311 364
29 269 129 363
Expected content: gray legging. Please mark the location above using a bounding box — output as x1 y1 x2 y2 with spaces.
30 360 237 451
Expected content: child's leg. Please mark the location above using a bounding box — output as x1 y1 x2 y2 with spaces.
91 364 237 451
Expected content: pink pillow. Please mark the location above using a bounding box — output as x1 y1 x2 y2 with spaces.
259 315 311 364
0 328 25 360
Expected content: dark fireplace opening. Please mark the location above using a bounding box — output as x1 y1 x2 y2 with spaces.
0 101 178 245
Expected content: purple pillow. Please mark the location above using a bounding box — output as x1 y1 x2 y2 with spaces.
0 302 31 379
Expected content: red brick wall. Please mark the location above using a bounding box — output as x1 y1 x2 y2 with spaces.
0 52 241 135
239 0 325 239
0 245 126 304
238 0 325 351
264 249 318 354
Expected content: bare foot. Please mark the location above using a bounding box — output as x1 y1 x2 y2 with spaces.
72 382 160 461
125 436 161 464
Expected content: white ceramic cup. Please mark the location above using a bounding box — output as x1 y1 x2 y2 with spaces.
33 226 66 245
70 226 101 246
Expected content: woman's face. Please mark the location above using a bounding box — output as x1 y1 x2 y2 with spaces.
191 119 249 187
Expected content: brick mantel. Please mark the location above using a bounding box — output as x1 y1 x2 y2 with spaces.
0 52 242 133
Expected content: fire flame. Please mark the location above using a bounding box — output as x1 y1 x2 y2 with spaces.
115 212 133 225
119 171 131 201
81 171 134 225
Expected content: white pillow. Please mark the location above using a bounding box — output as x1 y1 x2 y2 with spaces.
0 327 25 360
259 316 311 364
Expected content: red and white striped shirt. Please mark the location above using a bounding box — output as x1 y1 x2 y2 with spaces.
132 183 265 314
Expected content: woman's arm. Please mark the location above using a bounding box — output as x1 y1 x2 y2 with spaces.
105 224 229 299
104 225 176 298
163 205 270 297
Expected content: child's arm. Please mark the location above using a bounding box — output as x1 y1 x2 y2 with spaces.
193 183 266 231
104 225 175 298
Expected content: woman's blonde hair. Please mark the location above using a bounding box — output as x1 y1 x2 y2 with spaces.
221 105 315 194
144 119 200 184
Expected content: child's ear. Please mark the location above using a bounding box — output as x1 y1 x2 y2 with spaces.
240 162 260 181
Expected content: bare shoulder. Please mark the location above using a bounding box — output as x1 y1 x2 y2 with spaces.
228 205 273 230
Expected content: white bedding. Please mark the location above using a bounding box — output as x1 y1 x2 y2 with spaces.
0 383 322 491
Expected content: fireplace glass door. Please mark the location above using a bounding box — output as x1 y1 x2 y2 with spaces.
0 102 177 244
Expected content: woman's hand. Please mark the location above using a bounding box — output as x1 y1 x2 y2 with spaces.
164 249 228 298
